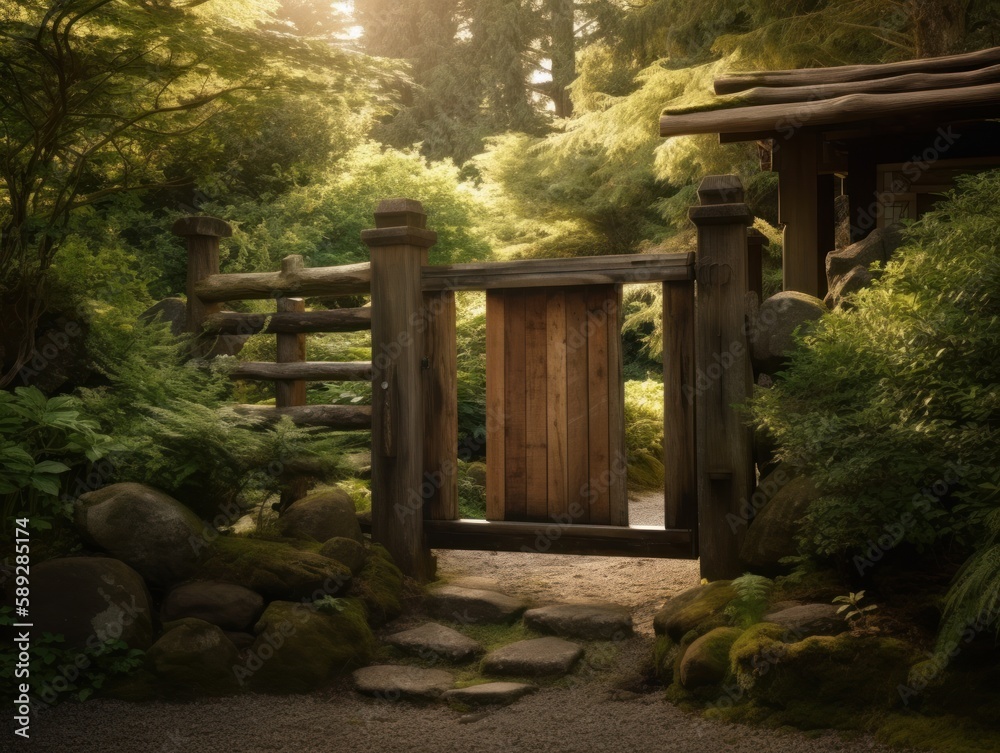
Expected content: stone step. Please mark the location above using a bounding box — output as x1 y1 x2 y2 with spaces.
426 585 529 625
442 682 537 706
522 602 633 641
352 665 454 701
385 622 484 663
481 636 583 678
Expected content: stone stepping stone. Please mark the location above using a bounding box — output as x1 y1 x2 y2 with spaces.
522 602 633 641
482 637 583 677
443 682 537 706
385 622 484 663
352 665 454 701
426 585 528 625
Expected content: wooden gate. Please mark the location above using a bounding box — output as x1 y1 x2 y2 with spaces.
177 175 758 582
485 285 627 527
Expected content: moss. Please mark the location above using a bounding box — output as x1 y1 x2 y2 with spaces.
680 627 743 690
653 635 680 682
243 598 375 694
198 535 351 601
731 630 919 730
877 714 1000 753
653 580 736 642
350 543 404 626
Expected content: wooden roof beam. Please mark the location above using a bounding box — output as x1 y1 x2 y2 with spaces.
714 46 1000 95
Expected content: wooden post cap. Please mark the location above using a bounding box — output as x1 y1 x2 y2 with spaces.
172 216 233 238
690 175 752 227
374 198 427 229
697 175 744 205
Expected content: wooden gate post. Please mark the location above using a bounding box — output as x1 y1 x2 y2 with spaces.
172 216 232 334
362 199 438 581
690 175 755 580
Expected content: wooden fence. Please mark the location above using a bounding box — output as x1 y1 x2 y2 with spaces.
174 175 761 581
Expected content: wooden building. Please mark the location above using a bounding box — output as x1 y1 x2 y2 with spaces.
660 46 1000 297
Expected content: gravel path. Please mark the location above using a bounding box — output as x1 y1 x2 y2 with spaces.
21 493 909 753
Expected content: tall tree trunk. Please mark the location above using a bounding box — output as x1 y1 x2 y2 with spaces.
549 0 576 118
910 0 970 57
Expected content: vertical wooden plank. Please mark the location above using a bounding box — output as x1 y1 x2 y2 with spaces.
663 280 697 548
275 296 307 408
423 290 458 521
524 290 549 521
363 199 435 581
276 295 308 511
586 287 611 526
565 291 590 524
485 291 506 522
606 286 628 526
503 291 527 521
690 176 754 580
172 216 230 336
546 290 568 519
778 130 820 296
816 173 836 298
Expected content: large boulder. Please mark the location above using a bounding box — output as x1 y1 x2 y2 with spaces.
319 537 367 575
197 536 352 601
160 581 264 632
653 581 735 642
679 626 742 689
147 618 240 696
764 603 846 638
825 224 904 296
750 292 827 375
29 557 153 650
75 483 207 586
825 265 872 309
740 475 819 572
351 544 404 626
239 599 375 693
139 298 186 336
279 490 363 544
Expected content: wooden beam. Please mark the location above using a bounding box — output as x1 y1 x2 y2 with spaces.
364 199 435 581
229 362 372 382
778 132 821 296
202 308 371 335
235 404 372 429
422 290 459 521
423 519 695 559
661 82 1000 138
670 63 1000 116
422 253 694 292
275 294 307 409
174 216 230 335
194 259 371 302
713 46 1000 95
662 280 697 553
690 175 754 580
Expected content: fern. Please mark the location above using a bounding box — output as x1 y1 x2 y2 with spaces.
725 573 774 629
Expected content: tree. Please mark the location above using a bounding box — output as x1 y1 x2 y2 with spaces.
0 0 377 387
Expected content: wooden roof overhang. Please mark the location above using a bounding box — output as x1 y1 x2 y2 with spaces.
659 46 1000 298
660 46 1000 142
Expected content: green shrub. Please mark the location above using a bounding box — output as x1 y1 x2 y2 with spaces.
0 387 118 533
624 379 664 489
749 170 1000 636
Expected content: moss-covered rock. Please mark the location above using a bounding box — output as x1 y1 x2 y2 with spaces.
679 627 742 690
653 581 735 642
197 536 351 601
731 624 919 729
653 635 681 683
279 489 363 544
146 618 240 697
350 543 404 626
239 599 375 693
740 473 817 573
319 536 368 575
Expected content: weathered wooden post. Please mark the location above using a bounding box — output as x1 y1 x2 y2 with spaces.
172 216 232 334
690 175 755 580
362 199 438 580
746 227 768 301
276 254 309 510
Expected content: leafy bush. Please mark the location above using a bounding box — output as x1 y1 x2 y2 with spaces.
0 388 118 533
749 171 1000 636
624 379 664 489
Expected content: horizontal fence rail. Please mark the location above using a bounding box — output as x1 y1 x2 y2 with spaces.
422 252 695 291
194 259 372 302
203 308 372 335
229 361 373 382
235 404 373 429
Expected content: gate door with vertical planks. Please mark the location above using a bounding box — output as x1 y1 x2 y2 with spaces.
485 286 628 527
